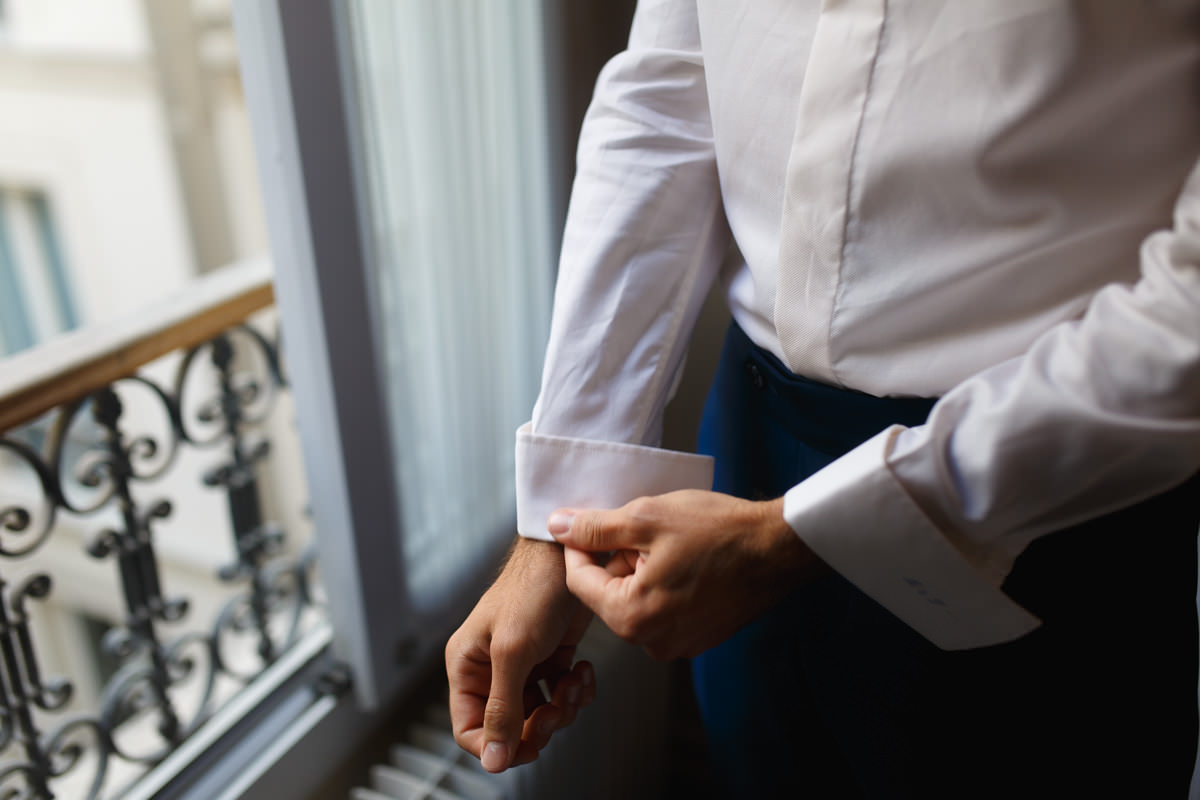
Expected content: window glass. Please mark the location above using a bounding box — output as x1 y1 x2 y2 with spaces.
345 0 555 606
0 188 77 355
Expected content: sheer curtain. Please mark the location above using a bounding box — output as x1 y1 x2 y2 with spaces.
345 0 555 607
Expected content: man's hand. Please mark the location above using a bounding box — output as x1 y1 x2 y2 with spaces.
446 537 595 773
549 490 826 661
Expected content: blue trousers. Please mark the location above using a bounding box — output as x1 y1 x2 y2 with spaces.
691 322 1199 799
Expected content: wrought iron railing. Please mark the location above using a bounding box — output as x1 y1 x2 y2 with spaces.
0 260 324 799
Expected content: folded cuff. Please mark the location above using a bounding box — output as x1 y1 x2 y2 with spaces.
784 427 1041 650
515 422 715 541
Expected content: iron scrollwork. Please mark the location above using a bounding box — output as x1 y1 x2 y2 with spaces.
0 323 320 799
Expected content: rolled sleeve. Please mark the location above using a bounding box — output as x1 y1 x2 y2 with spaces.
783 427 1042 650
516 422 714 541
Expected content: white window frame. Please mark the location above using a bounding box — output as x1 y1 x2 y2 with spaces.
190 2 627 796
232 0 580 720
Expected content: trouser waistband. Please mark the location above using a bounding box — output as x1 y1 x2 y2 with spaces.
722 321 937 456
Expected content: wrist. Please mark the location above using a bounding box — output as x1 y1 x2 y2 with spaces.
753 496 828 582
756 496 793 540
502 535 572 597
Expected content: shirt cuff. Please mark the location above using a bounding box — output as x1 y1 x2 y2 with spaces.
783 426 1042 650
515 422 715 541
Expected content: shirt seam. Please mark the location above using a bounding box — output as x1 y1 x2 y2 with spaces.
520 426 713 463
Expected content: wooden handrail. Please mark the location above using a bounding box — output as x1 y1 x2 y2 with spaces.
0 257 275 433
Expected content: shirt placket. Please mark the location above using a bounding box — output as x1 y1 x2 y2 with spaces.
774 0 886 386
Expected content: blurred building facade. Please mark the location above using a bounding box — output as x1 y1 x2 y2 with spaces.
0 3 308 797
0 0 268 345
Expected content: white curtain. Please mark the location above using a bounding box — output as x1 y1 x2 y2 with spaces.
346 0 555 607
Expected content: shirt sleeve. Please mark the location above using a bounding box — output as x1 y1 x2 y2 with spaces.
517 0 726 541
785 157 1200 650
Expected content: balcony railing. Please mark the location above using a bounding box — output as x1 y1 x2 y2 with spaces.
0 259 328 799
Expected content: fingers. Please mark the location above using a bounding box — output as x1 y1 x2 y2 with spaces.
578 661 596 704
549 503 646 552
481 639 535 772
513 658 597 768
553 660 596 729
446 631 493 759
513 704 562 766
479 643 597 772
562 546 627 620
471 659 597 771
446 539 601 773
564 547 676 649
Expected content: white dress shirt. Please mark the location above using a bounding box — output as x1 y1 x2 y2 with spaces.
516 0 1200 649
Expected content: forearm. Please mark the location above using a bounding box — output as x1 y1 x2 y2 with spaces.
516 1 726 542
497 536 572 601
531 0 728 451
785 162 1200 650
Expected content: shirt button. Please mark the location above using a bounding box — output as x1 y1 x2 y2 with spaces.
744 360 766 390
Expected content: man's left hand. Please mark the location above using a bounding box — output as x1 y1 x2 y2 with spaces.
548 490 826 661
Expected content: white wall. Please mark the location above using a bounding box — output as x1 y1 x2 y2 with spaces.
1 0 148 57
0 0 280 324
0 69 199 322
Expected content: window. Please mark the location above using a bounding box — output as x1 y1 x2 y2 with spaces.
143 2 642 796
344 0 555 610
234 0 563 713
0 188 77 356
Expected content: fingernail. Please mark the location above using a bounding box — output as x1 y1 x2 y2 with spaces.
547 511 574 537
538 713 558 737
566 684 581 705
581 665 594 688
482 741 508 772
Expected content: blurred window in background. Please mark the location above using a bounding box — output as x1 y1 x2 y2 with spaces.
0 188 76 355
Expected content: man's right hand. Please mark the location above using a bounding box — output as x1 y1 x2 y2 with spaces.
446 537 595 772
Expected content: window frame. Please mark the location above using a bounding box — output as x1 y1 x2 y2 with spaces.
231 0 510 716
213 1 632 795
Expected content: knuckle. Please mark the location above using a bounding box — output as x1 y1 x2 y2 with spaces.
445 634 481 681
610 609 650 643
641 592 669 620
578 513 607 549
445 632 464 663
628 496 654 514
625 496 654 521
607 612 638 642
625 497 661 538
483 696 514 732
488 633 521 662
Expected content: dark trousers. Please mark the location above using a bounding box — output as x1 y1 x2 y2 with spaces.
690 322 1200 799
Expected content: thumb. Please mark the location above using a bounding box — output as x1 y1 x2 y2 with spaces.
547 508 628 551
481 646 530 772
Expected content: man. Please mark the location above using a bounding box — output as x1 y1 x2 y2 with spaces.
447 2 1200 796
